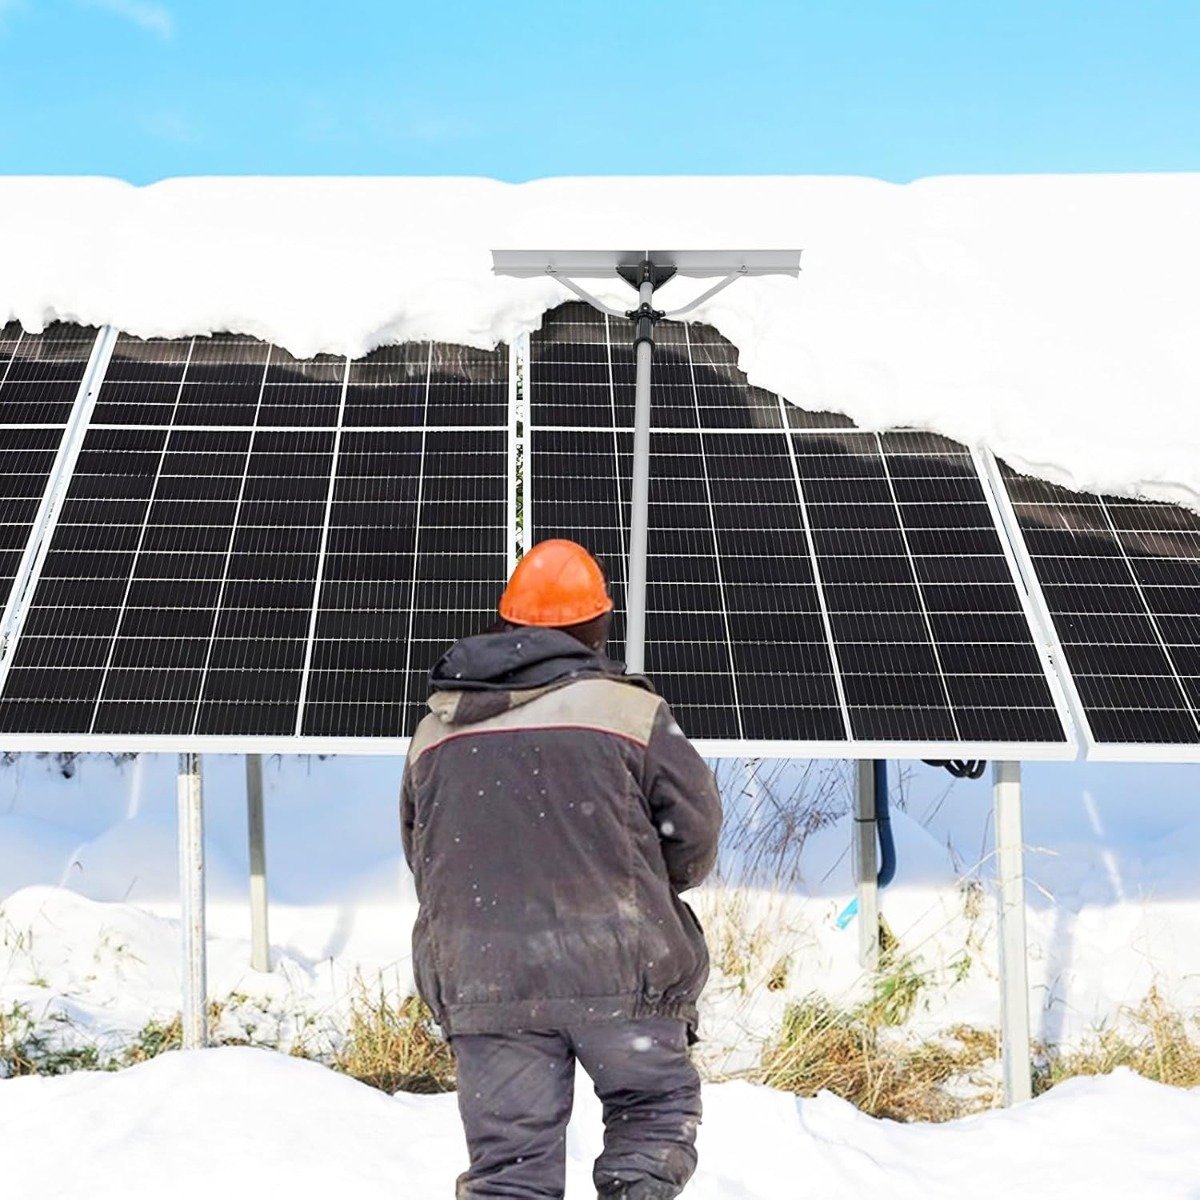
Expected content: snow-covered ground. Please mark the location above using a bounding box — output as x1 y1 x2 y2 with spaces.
3 1045 1198 1200
2 174 1199 507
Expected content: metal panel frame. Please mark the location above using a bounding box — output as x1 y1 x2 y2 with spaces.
293 354 353 733
681 323 745 739
1083 739 1200 763
779 395 854 740
974 447 1085 754
522 334 537 564
0 729 1081 759
0 324 117 685
492 249 802 279
507 336 520 572
691 737 1075 760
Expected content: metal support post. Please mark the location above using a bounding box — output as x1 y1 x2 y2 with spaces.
246 753 271 973
177 751 208 1049
853 760 880 970
994 760 1033 1104
492 250 799 675
624 267 657 674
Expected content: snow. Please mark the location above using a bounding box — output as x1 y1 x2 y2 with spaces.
2 1045 1198 1199
2 174 1199 506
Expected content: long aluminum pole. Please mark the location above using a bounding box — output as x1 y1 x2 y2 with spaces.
624 273 656 675
246 753 271 973
854 759 880 970
994 760 1032 1104
177 751 208 1049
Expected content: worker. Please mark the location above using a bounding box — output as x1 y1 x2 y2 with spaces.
401 538 722 1200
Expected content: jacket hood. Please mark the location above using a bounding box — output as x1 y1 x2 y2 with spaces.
432 627 607 691
427 627 651 726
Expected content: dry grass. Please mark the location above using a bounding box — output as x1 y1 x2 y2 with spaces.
3 987 456 1094
328 988 455 1094
761 1002 997 1121
757 954 998 1122
707 889 782 988
9 980 1200 1118
761 980 1200 1122
1035 988 1200 1094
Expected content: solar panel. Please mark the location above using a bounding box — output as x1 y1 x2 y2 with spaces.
0 333 511 744
528 302 1072 754
0 322 102 633
0 321 100 424
997 464 1200 752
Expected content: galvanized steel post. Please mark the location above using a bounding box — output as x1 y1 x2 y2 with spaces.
624 268 657 675
246 753 270 973
177 751 208 1048
994 760 1032 1104
854 759 880 970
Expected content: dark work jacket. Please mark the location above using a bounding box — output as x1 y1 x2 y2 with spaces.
400 628 722 1038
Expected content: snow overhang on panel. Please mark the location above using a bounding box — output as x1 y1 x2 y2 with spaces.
1 173 1198 508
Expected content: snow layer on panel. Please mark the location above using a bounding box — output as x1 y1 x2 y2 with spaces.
1 174 1198 506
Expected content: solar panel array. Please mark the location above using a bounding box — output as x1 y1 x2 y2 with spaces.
4 310 1200 760
0 331 510 740
528 303 1069 748
1000 467 1200 747
0 322 98 623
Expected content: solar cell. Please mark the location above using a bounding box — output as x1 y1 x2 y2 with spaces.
528 303 1069 751
0 321 100 424
999 466 1200 748
0 332 511 743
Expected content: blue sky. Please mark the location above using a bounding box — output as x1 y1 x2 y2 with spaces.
1 1 1198 182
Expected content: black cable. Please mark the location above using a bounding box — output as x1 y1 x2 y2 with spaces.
922 759 987 780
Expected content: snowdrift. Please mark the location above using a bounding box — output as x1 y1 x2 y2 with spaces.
1 174 1198 507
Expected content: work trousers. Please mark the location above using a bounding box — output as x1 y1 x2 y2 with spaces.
451 1017 701 1199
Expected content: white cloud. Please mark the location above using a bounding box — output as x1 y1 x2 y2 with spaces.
83 0 174 39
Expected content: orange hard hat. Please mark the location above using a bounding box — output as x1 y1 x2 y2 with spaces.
499 539 614 627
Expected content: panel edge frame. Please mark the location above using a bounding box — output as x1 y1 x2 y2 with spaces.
0 324 118 694
293 352 353 736
975 446 1088 759
1076 740 1200 764
778 395 855 741
696 737 1078 760
0 732 1081 760
508 334 521 572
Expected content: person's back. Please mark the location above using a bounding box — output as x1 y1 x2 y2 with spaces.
402 540 722 1200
